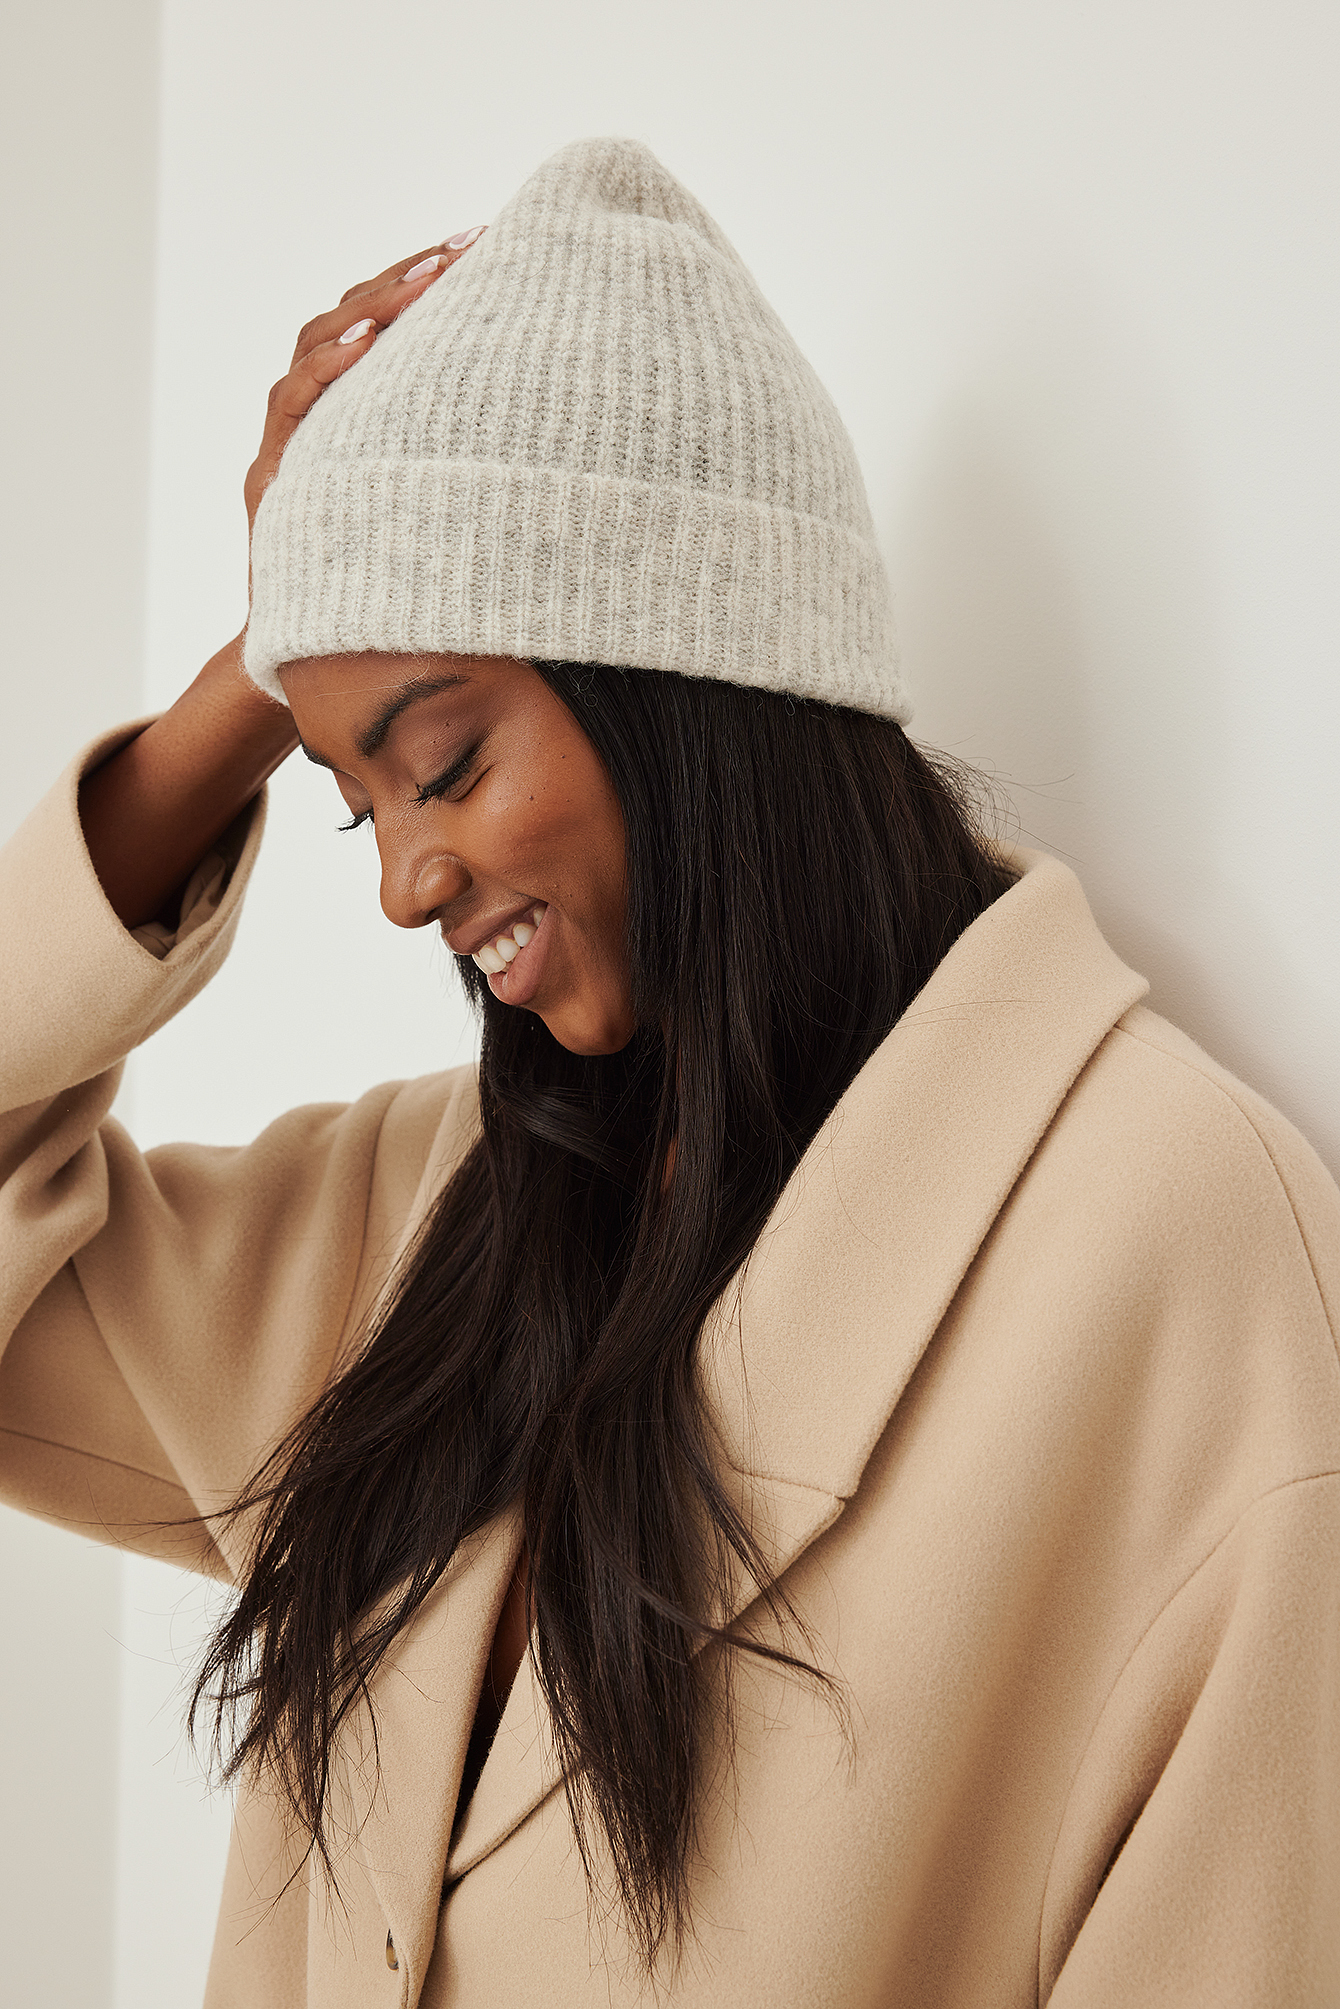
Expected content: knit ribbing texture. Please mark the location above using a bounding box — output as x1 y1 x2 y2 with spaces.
244 137 911 723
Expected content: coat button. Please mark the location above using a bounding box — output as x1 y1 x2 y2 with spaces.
386 1929 399 1971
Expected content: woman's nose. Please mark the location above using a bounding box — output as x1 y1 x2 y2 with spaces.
378 843 471 930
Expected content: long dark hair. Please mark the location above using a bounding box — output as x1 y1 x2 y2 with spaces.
192 663 1015 1964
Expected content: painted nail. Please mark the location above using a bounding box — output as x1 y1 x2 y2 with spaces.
338 317 375 345
402 253 446 283
445 225 485 250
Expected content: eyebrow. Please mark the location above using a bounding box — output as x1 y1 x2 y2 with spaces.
299 672 470 771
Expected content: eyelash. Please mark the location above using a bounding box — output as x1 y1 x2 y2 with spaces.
336 739 485 834
416 737 484 806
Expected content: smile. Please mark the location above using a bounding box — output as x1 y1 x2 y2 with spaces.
472 903 548 975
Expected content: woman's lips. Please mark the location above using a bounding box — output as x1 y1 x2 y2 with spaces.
472 901 552 1007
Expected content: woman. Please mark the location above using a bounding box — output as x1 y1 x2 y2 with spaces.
2 137 1338 2007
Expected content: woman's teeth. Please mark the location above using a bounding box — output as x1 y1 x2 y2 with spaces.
472 905 546 975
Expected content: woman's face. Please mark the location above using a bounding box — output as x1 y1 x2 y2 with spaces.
278 651 636 1055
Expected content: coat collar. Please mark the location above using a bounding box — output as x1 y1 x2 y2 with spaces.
698 843 1149 1499
346 845 1149 2001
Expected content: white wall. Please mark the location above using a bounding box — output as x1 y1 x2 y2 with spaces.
4 2 1338 2004
145 0 1340 1172
0 5 158 2004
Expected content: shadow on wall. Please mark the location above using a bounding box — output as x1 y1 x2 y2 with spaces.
889 263 1336 1174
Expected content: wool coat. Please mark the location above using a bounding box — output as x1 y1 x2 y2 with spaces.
2 723 1339 2008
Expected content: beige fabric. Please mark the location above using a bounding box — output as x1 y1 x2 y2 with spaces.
242 136 910 724
3 727 1339 2006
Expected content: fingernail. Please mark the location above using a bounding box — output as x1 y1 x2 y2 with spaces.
338 317 375 345
445 225 484 250
402 253 446 283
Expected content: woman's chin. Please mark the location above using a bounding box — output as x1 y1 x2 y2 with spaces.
535 1001 639 1057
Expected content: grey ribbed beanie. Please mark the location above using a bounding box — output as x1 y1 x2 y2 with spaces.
244 137 911 723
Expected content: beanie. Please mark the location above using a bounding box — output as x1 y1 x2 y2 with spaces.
243 136 912 724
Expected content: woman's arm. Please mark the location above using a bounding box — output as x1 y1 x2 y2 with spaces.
79 232 481 933
79 638 297 931
0 228 489 1553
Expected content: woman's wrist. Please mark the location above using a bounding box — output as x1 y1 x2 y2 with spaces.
80 633 298 932
179 632 301 787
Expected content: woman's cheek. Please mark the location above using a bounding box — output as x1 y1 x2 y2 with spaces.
486 766 583 876
475 773 545 877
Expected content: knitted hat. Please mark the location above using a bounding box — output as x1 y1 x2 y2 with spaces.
244 137 911 723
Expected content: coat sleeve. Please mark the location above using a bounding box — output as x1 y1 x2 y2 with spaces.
0 725 474 1578
1041 1467 1340 2007
1037 1054 1340 2008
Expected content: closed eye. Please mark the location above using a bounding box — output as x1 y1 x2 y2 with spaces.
415 736 486 806
336 737 487 834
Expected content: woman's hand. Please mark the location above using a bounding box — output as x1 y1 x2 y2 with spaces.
244 228 484 540
80 228 486 933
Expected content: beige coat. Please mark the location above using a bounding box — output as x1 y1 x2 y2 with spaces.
3 723 1339 2008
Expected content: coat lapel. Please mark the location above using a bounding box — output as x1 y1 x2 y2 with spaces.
349 845 1149 1994
335 1508 524 1998
699 845 1149 1499
440 1466 847 1889
440 1632 562 1882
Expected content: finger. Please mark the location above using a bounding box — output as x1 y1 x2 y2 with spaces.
290 264 434 366
337 244 446 306
271 319 375 437
277 319 378 417
246 319 379 522
338 226 488 305
249 225 487 531
294 227 487 363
